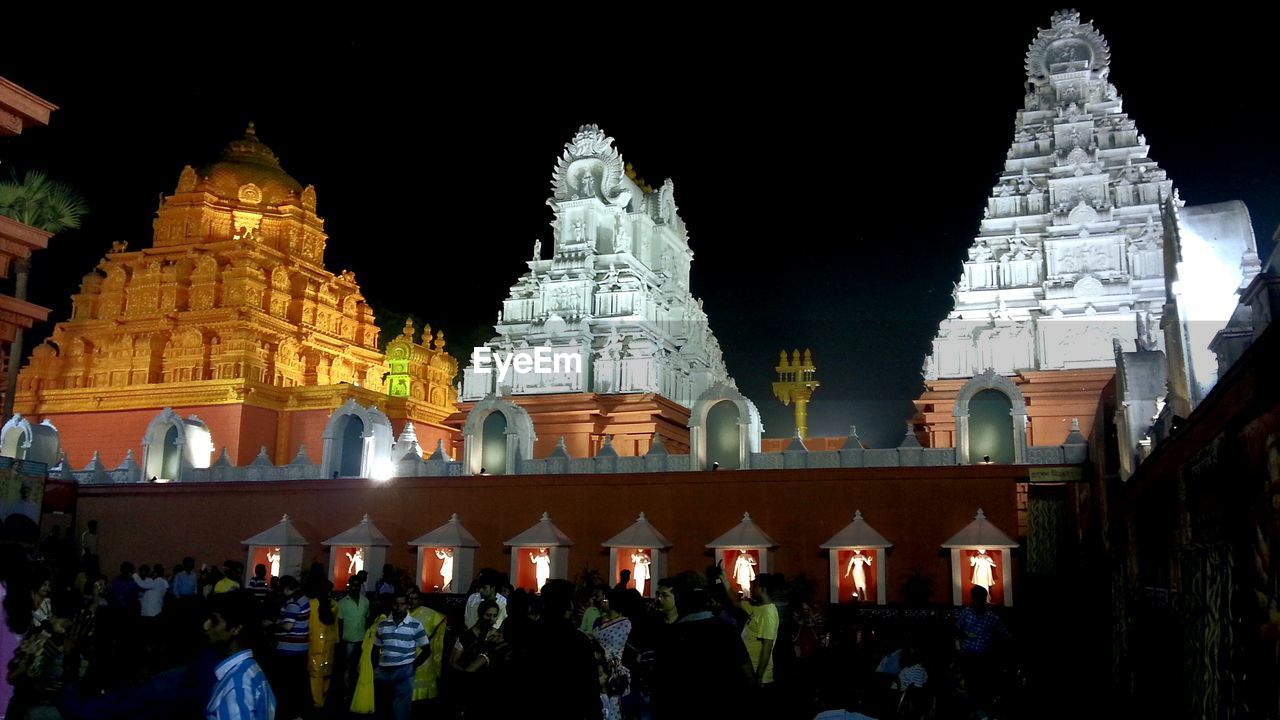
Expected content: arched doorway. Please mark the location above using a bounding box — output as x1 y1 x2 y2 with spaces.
481 412 508 475
968 389 1014 464
706 400 742 469
160 425 181 480
338 415 365 477
1 429 27 460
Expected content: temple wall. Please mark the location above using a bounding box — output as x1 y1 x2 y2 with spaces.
75 464 1023 605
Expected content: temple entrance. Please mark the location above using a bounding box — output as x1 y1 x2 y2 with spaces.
160 425 181 480
338 415 365 477
706 400 741 469
481 412 508 475
968 389 1014 463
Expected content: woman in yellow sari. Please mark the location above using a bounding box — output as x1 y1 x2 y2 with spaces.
307 579 340 708
350 610 388 715
407 587 447 701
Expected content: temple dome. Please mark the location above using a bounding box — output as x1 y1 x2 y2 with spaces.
196 123 303 206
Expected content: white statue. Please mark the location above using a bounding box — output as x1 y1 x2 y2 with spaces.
532 238 541 259
630 550 652 596
580 171 596 198
600 327 625 361
615 218 631 253
732 550 757 595
531 547 551 594
845 549 873 601
266 549 281 579
970 548 997 591
601 263 620 289
573 221 586 244
346 548 365 576
435 548 454 592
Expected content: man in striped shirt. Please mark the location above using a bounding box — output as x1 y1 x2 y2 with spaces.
371 591 429 720
272 576 309 720
205 591 276 720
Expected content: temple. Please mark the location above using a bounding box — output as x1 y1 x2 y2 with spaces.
11 125 457 476
449 125 737 459
913 11 1256 456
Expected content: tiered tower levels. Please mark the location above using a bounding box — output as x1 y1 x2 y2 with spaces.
15 126 458 466
925 10 1172 382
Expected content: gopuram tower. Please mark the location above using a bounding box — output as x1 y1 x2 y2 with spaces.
452 125 740 460
915 11 1174 456
14 125 458 474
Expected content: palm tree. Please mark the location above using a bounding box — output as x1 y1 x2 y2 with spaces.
0 170 87 233
0 169 88 420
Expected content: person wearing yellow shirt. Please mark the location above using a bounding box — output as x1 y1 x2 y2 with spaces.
716 566 779 688
406 587 446 702
213 561 243 594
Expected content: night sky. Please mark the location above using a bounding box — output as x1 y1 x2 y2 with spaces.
2 7 1276 447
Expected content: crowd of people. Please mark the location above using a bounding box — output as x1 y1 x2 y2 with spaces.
0 521 1022 719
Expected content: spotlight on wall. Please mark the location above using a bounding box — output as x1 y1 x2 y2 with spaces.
711 462 720 471
980 455 993 465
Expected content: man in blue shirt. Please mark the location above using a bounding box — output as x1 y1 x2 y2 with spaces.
205 590 276 720
955 585 1010 717
371 591 429 720
172 556 199 598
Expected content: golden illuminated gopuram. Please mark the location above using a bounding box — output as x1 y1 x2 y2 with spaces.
14 125 458 468
772 349 819 440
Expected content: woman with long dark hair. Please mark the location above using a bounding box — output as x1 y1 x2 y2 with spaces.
305 562 338 709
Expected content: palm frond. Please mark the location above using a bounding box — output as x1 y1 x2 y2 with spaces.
0 169 87 233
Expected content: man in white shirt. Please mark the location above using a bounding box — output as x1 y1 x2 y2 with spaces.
463 570 508 629
134 564 169 618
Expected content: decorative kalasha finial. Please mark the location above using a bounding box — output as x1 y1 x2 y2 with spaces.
401 318 415 339
1051 9 1081 29
541 512 551 521
741 512 751 522
854 509 863 521
450 513 459 522
245 121 258 139
361 513 372 523
638 512 647 521
975 508 986 520
281 514 290 522
1070 417 1081 431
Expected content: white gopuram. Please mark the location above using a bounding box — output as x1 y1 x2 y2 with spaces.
461 125 732 407
925 11 1174 381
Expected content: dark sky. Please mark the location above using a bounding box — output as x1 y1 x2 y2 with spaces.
2 7 1276 447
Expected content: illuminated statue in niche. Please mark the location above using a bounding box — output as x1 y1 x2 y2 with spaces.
346 548 365 576
435 548 454 592
732 550 757 595
630 550 651 596
266 549 281 579
531 548 551 593
970 548 997 591
845 549 872 600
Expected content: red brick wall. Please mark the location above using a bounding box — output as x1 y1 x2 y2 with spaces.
76 464 1027 604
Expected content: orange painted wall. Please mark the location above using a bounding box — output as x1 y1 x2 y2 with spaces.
75 465 1028 605
761 437 852 452
286 409 332 465
41 404 249 468
914 369 1113 450
237 404 280 465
